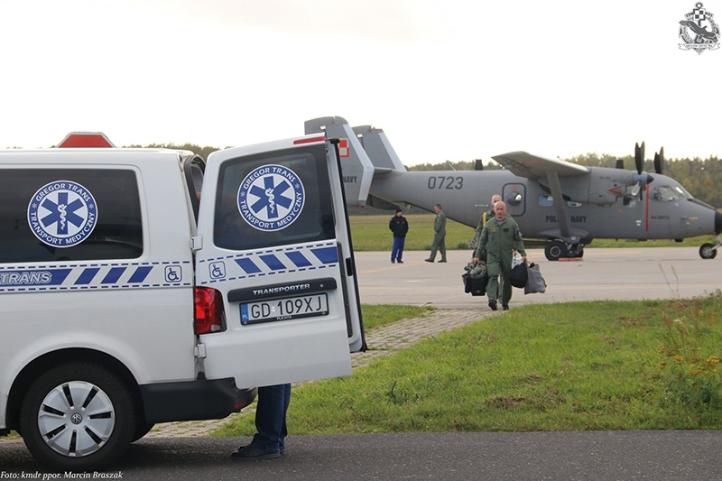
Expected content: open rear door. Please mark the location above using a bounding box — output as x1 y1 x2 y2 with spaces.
194 135 364 389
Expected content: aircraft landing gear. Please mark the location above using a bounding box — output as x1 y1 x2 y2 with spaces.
544 241 585 261
699 237 720 259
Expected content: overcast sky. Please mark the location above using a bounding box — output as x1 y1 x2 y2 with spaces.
0 0 720 164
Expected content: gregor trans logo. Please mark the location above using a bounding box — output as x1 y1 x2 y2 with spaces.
27 180 98 248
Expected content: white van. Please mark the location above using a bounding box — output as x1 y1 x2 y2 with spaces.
0 134 365 469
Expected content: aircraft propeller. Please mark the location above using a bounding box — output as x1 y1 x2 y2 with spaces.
653 147 665 174
631 142 654 200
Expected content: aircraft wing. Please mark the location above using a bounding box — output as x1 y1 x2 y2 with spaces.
492 151 589 179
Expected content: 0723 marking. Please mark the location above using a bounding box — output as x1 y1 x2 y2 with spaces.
427 176 463 190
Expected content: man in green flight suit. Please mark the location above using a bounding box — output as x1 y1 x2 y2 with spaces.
425 204 447 263
474 201 526 311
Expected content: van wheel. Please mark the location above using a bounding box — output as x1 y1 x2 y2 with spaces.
699 243 717 259
19 363 135 470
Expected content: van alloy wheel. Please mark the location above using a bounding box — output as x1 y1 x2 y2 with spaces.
20 362 135 470
38 381 115 457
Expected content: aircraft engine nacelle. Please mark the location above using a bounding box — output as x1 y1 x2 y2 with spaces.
585 167 640 205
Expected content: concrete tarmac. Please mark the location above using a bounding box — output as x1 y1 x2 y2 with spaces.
356 247 722 309
2 432 721 481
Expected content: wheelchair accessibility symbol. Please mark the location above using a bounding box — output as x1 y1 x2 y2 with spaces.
164 265 183 283
209 261 226 280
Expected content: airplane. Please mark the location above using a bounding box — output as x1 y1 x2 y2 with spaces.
304 116 722 261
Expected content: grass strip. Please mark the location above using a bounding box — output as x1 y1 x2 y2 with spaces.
361 304 433 331
215 295 721 436
350 214 715 251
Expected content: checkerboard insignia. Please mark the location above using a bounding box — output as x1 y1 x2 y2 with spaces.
679 2 720 54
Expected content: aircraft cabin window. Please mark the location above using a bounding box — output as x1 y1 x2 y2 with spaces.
507 192 523 206
538 194 553 207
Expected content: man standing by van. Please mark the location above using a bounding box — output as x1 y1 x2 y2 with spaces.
232 384 291 460
425 204 447 263
474 201 526 311
389 208 409 263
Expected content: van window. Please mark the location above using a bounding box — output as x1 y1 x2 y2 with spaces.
0 169 143 263
213 145 335 251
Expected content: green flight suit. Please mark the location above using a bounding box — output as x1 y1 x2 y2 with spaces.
429 211 447 261
474 216 526 305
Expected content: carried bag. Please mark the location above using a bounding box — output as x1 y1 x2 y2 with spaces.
463 272 487 296
524 263 547 294
509 262 528 288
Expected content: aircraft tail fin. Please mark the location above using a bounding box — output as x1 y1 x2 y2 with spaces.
351 125 407 173
305 116 378 207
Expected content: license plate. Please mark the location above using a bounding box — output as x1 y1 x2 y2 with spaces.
240 293 329 325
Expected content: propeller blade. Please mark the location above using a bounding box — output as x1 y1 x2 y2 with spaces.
474 159 483 171
615 159 624 169
634 142 643 174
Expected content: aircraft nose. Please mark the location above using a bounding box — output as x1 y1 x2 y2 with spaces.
716 211 722 234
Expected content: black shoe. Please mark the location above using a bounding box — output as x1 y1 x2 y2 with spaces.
391 260 395 264
488 301 498 311
424 258 434 263
502 304 509 311
231 444 281 460
438 259 447 263
397 260 404 264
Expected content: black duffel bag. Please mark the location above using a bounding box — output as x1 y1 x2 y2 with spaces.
462 272 487 296
510 262 528 288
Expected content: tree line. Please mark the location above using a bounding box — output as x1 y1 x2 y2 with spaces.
131 144 722 208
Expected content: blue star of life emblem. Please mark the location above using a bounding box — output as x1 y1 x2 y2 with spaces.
237 164 306 232
27 180 99 248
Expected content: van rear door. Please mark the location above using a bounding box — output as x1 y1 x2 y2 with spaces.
194 135 364 389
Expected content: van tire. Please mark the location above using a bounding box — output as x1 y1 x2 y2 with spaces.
19 363 136 470
131 423 155 442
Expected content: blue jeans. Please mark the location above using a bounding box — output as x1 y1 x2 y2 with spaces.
252 384 291 452
391 236 405 262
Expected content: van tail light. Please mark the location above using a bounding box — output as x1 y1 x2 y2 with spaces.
194 287 225 334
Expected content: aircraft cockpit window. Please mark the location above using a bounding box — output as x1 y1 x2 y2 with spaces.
653 185 678 202
674 185 691 198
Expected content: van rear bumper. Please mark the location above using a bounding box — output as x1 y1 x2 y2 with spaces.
140 378 256 424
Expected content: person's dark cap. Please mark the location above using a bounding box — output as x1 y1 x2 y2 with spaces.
394 208 402 213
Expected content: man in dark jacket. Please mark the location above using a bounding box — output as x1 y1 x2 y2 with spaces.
389 208 409 263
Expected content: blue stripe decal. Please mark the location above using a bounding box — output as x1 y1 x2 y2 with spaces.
128 266 153 283
0 268 71 287
236 258 262 274
101 267 126 284
286 251 312 268
75 268 100 285
259 254 285 271
310 247 338 264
